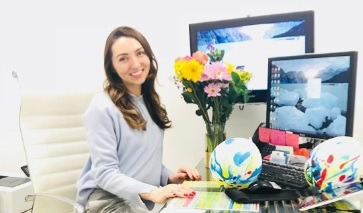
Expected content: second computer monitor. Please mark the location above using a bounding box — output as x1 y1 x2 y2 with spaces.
266 51 358 139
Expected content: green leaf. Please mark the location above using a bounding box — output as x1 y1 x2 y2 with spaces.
220 50 225 61
231 72 240 84
182 92 193 103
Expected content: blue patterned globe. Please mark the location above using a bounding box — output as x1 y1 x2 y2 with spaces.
209 137 262 188
304 136 363 193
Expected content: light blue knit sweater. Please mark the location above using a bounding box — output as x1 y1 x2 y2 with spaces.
76 92 172 210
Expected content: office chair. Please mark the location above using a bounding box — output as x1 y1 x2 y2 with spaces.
19 89 97 213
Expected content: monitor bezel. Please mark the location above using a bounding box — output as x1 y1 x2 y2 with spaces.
266 51 358 139
189 10 315 103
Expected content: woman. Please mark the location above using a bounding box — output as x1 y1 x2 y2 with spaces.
76 26 201 212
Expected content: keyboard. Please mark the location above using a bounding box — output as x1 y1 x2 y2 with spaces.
259 160 310 190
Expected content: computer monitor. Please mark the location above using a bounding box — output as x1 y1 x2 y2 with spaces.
189 10 315 103
266 51 358 140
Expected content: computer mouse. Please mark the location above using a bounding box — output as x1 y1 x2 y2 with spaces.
247 180 282 194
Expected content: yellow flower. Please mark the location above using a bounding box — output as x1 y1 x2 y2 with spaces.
180 59 204 83
224 62 235 74
174 60 184 74
238 70 252 83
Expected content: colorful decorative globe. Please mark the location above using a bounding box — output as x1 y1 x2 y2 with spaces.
304 136 363 194
209 137 262 188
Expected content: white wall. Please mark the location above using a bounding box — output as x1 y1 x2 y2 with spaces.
1 0 362 174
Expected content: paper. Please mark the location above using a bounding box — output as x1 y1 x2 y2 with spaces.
159 208 205 213
166 191 259 212
299 181 363 211
171 181 259 211
0 176 30 187
285 132 299 150
269 129 286 146
182 181 221 188
258 127 271 143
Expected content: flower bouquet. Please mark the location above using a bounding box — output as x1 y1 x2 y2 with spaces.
173 44 252 153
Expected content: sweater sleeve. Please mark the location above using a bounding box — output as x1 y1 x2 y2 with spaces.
161 165 173 186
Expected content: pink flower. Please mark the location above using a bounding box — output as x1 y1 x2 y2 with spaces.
192 51 209 65
201 62 231 82
204 83 222 97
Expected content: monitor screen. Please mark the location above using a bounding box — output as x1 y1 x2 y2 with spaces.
189 11 315 103
266 51 358 139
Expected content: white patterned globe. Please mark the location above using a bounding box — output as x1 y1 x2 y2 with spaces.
304 136 363 193
209 137 262 188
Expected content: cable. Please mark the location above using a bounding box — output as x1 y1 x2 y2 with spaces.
12 71 35 211
11 71 30 174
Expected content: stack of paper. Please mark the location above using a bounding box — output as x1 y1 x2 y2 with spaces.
162 181 259 212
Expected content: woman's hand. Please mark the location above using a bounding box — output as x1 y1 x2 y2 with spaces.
140 184 196 203
168 166 202 184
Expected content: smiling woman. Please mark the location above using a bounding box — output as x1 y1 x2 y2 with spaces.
76 26 201 213
1 3 363 213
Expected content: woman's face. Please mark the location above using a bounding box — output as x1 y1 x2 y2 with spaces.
111 36 150 96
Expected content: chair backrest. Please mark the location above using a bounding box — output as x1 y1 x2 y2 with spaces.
20 90 97 213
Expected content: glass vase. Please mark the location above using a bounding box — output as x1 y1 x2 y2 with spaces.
205 123 226 168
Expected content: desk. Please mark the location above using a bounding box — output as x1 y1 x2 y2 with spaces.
189 159 362 213
0 172 33 213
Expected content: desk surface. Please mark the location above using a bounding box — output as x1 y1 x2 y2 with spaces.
161 160 362 213
192 159 362 213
